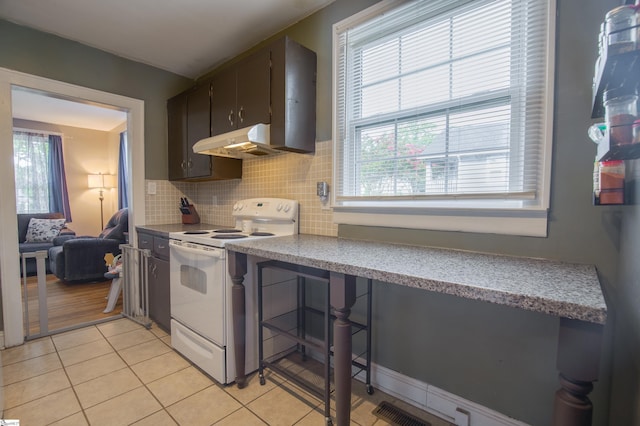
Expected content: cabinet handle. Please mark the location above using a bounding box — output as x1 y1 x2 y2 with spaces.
187 159 192 169
181 161 186 170
238 106 244 124
228 109 234 127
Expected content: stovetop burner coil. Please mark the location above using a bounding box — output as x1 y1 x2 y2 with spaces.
211 234 248 239
214 229 242 233
182 231 210 235
250 232 275 236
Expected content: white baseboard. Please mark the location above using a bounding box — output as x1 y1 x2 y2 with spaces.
305 341 529 426
0 331 5 350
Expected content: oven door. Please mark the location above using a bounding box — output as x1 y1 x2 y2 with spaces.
169 240 226 346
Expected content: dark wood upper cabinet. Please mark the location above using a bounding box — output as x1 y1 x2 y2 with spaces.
168 36 316 178
186 83 214 178
211 48 271 136
168 82 242 181
212 37 316 154
269 36 316 154
167 91 188 181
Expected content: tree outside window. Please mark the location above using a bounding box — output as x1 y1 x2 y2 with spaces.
13 131 51 213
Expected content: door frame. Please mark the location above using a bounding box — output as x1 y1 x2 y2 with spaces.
0 67 145 347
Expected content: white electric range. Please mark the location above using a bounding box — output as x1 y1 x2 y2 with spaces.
168 198 298 384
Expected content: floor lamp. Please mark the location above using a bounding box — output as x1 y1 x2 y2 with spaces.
88 173 115 229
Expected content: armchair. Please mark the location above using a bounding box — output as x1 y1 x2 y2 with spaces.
48 208 129 282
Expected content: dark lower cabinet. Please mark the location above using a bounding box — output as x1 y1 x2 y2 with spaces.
149 256 170 331
138 231 171 332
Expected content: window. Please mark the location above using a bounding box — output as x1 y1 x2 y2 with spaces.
13 130 72 220
333 0 555 236
13 131 51 213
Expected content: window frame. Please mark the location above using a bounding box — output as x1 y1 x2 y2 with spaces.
331 0 556 237
13 128 55 214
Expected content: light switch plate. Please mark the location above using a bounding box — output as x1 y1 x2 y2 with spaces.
147 182 156 195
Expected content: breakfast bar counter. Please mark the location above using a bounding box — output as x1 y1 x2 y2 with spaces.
226 235 607 425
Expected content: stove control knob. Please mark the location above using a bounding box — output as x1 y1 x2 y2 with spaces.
237 203 244 211
283 204 291 213
233 203 239 211
276 203 283 211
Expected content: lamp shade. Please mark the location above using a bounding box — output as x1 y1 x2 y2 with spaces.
103 174 116 189
88 173 115 189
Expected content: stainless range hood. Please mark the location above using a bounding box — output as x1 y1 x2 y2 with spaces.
192 124 281 159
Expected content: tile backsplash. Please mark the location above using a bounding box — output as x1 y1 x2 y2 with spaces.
144 139 337 236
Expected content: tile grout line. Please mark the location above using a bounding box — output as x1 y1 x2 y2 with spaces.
54 327 94 426
95 320 185 426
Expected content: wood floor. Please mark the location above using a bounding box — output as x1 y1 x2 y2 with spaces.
23 273 123 336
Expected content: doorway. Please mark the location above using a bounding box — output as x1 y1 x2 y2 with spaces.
0 67 146 347
14 87 128 338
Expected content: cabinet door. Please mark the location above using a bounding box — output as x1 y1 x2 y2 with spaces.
149 256 171 332
137 231 153 251
186 83 212 178
167 92 188 180
211 67 237 136
236 48 271 128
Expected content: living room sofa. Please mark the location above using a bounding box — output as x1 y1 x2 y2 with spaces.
48 208 128 282
18 212 75 276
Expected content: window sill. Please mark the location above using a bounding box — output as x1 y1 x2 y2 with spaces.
332 207 548 237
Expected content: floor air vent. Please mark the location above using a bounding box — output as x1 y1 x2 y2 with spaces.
373 401 432 426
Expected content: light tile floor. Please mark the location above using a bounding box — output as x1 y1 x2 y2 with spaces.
1 318 451 425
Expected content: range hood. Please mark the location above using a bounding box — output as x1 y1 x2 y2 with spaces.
192 124 281 159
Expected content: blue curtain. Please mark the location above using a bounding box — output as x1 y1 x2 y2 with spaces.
118 131 129 209
48 135 72 221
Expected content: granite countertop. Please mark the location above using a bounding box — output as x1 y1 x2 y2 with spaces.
226 234 607 325
136 223 223 237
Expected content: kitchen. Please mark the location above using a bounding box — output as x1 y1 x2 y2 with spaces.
0 0 638 425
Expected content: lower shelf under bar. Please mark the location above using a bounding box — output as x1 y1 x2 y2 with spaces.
262 359 334 400
261 322 326 352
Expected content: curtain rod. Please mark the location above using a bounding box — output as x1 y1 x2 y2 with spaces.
12 127 64 137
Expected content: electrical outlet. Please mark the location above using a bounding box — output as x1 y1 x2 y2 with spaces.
316 181 329 197
147 182 156 195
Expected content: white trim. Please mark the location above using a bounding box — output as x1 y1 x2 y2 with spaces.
331 0 555 237
367 362 529 426
333 210 548 237
539 0 556 212
0 67 145 347
332 0 402 34
304 341 528 425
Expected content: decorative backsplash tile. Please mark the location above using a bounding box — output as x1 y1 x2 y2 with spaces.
144 140 337 237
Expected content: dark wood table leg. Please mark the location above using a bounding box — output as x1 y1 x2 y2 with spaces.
228 251 248 388
330 272 357 425
553 318 604 426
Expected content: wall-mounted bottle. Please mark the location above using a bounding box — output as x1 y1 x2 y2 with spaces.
605 5 637 54
604 87 638 146
594 160 625 205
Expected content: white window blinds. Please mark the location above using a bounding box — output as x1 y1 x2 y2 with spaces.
333 0 553 210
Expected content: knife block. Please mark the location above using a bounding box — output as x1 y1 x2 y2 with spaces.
182 205 200 224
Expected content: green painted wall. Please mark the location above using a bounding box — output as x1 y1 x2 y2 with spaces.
2 0 638 424
0 19 193 180
249 0 620 424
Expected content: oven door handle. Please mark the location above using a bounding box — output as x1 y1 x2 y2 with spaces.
169 241 225 259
